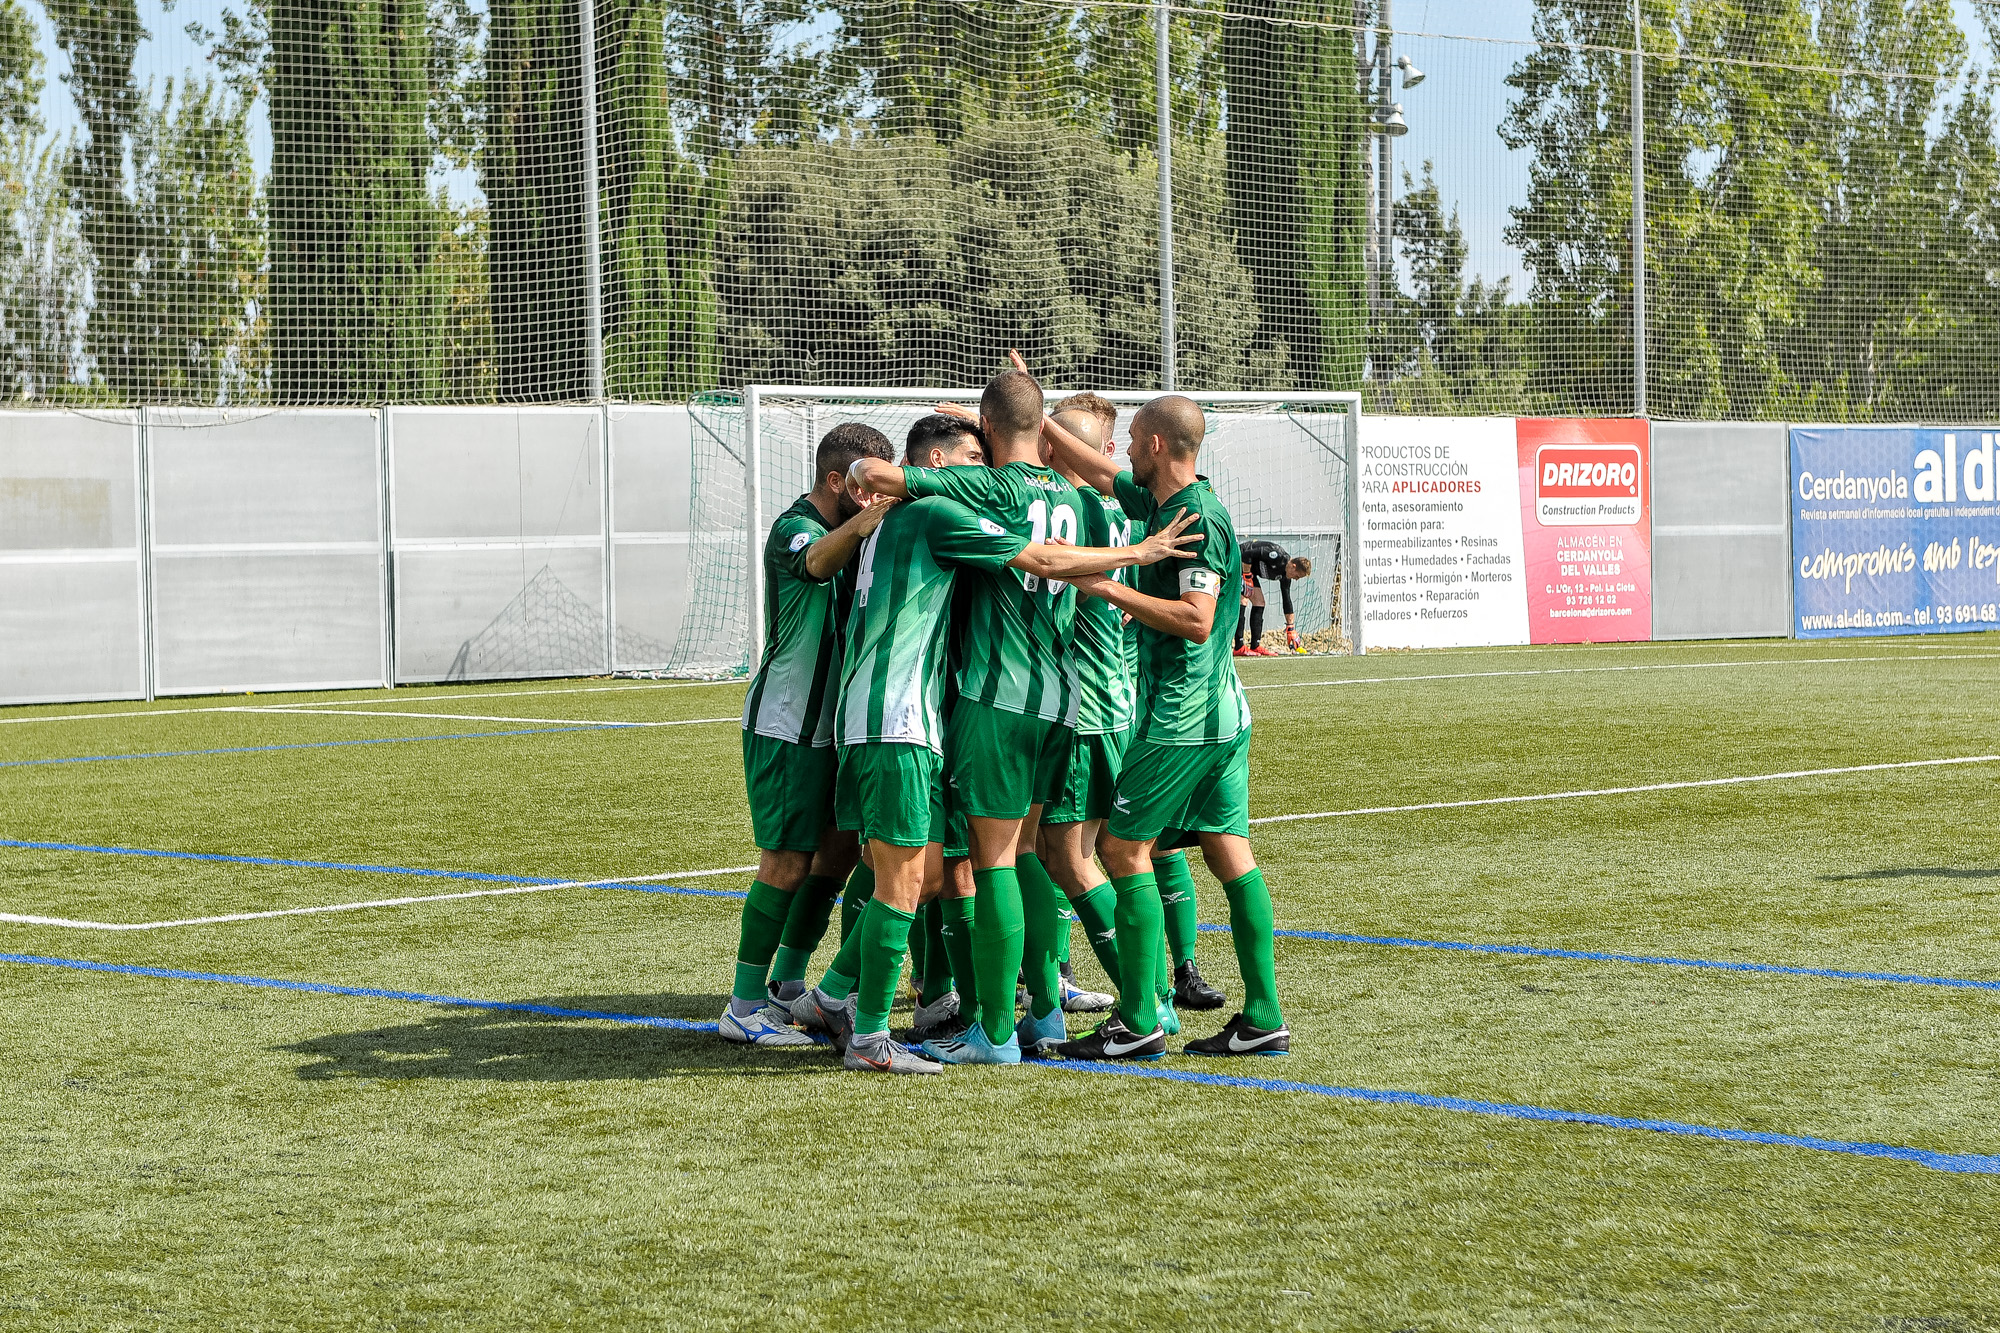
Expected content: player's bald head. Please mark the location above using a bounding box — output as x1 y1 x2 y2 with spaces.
981 369 1044 440
1052 407 1106 451
1133 395 1205 460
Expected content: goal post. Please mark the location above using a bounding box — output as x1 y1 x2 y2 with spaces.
663 386 1361 679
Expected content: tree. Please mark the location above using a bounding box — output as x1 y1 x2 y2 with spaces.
1220 0 1367 390
267 0 460 402
42 0 145 394
127 78 267 403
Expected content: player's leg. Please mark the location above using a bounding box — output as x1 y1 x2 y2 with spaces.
1247 583 1270 654
845 837 942 1075
769 825 858 1003
1154 849 1225 1010
933 854 978 1037
722 733 821 1046
1173 728 1289 1056
934 699 1036 1060
1013 802 1073 1055
1040 818 1120 988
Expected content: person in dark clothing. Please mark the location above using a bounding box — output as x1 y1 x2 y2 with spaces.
1234 540 1312 655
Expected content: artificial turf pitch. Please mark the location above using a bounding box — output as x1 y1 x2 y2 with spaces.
3 636 1998 1330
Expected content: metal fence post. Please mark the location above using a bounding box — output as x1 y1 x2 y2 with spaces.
137 406 157 701
580 0 606 402
600 403 615 674
1632 0 1648 417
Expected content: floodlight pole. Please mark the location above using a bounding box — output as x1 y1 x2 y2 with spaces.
1630 0 1647 417
1156 0 1176 392
580 0 606 402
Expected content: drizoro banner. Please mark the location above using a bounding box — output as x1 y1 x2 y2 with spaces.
1517 418 1652 644
1353 417 1652 649
1791 427 2000 636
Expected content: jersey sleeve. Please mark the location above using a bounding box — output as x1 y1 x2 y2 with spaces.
919 497 1028 570
769 513 831 583
1112 470 1154 522
903 464 1013 509
1176 501 1231 601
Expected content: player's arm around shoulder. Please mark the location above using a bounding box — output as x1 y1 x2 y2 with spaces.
1010 506 1204 581
917 496 1027 570
1068 507 1220 643
804 491 897 581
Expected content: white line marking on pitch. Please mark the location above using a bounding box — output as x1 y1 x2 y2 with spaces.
0 864 759 932
1249 754 2000 825
0 680 744 727
1241 651 2000 691
237 707 738 728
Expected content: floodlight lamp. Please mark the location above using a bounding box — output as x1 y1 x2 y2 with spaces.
1374 103 1409 136
1396 55 1425 88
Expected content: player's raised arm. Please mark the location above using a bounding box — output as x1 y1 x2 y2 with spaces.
804 489 897 580
847 455 909 499
1037 409 1122 496
1009 507 1202 580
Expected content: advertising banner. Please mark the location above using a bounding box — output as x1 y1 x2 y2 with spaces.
1516 418 1653 643
1353 417 1529 649
1790 426 2000 637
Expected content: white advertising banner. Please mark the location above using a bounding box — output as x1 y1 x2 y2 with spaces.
1354 416 1530 649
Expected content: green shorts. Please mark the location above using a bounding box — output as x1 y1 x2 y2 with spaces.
743 730 839 853
835 742 944 849
1106 726 1252 847
946 698 1072 819
1043 728 1129 825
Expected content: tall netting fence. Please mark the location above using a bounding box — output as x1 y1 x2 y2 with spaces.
3 0 1997 418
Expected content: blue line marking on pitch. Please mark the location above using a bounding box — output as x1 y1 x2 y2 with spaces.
7 949 1995 1177
1197 922 2000 993
0 725 628 769
1054 1061 2000 1177
0 837 750 901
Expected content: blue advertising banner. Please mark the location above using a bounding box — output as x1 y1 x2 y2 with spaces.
1791 426 2000 637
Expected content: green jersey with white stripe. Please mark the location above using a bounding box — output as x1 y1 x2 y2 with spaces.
1114 471 1251 746
1072 488 1136 736
836 497 1027 752
901 461 1084 724
741 493 840 746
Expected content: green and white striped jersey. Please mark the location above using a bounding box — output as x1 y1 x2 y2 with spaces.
742 494 844 746
1115 471 1252 746
1072 488 1136 736
901 461 1084 724
836 497 1027 752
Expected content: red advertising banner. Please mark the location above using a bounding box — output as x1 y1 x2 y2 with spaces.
1516 418 1652 643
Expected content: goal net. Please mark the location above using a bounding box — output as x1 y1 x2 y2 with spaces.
657 387 1358 679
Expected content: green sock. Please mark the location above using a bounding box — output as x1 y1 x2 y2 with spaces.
1017 853 1065 1019
853 898 916 1036
1222 868 1283 1030
972 866 1025 1043
1070 882 1120 982
731 879 793 1004
1110 872 1163 1034
908 899 930 988
1156 924 1172 1000
818 909 866 999
1057 901 1076 968
771 873 843 983
919 899 954 999
838 863 875 943
939 894 979 1026
1154 852 1200 967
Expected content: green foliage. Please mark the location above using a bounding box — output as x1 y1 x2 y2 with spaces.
267 0 455 403
716 119 1264 390
1221 0 1367 392
0 133 89 400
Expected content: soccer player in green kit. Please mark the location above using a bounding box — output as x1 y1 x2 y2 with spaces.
721 423 897 1046
1047 394 1291 1060
1038 393 1226 1032
848 370 1108 1065
793 471 1203 1074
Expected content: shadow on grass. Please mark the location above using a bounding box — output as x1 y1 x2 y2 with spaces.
279 992 848 1083
1823 867 2000 882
